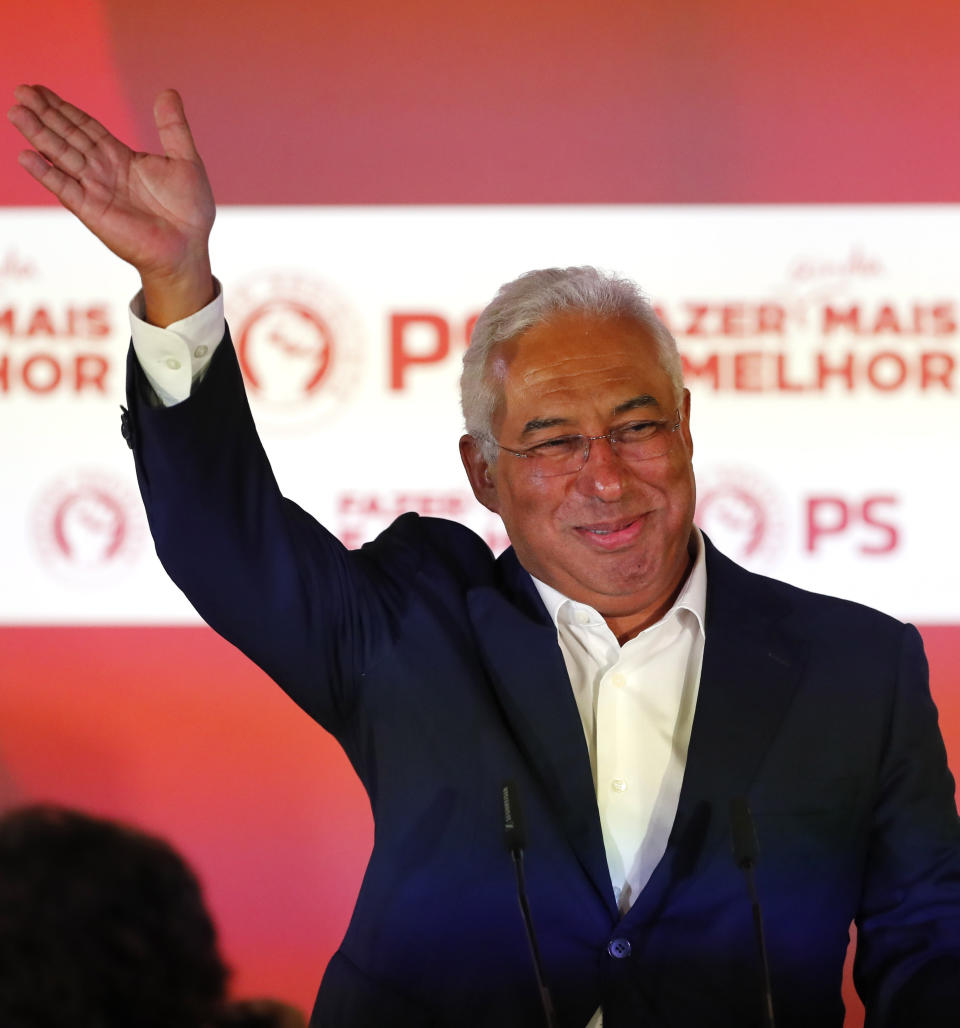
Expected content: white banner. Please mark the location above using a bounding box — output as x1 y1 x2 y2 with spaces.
1 206 957 624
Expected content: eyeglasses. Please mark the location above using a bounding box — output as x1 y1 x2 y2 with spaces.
496 409 682 477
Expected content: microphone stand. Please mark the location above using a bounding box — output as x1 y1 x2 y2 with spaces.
730 797 776 1028
502 782 559 1028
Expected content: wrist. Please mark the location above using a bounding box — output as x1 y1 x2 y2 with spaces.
140 253 215 327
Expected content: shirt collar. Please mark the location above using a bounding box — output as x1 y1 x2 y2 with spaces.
530 526 707 638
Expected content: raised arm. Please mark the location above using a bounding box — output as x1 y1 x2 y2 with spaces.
7 84 215 326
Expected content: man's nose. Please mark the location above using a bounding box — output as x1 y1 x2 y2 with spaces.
575 435 626 498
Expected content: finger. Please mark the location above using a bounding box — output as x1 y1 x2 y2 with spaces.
16 150 84 213
11 87 89 164
33 83 111 148
7 103 88 177
22 83 111 158
153 89 201 162
12 83 51 125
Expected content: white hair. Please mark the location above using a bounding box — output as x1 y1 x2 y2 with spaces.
460 266 683 461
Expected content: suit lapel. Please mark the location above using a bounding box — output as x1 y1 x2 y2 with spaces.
467 548 615 912
625 538 808 927
465 539 807 924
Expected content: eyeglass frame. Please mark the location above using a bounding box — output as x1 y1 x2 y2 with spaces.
493 408 683 477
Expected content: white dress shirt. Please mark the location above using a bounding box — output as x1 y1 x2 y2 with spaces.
128 286 225 405
532 539 706 913
533 537 706 1028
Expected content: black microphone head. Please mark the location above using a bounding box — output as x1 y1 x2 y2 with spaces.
729 796 759 870
501 781 527 855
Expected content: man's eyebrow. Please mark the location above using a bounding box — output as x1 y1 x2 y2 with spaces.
520 396 662 436
612 394 661 416
521 417 571 436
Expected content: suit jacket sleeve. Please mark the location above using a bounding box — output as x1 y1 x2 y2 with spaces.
123 329 416 734
853 621 960 1025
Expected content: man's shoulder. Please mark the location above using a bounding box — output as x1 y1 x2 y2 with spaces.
359 512 501 588
703 534 909 641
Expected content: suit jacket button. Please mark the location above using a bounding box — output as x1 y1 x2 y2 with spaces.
607 938 632 959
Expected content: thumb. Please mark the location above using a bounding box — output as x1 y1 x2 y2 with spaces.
153 88 201 162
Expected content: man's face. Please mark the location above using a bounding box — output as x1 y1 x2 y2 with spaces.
460 312 696 631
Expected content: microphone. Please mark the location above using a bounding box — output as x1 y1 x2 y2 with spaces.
501 782 559 1028
502 779 527 855
730 797 776 1028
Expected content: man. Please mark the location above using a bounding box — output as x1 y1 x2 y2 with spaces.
9 84 960 1027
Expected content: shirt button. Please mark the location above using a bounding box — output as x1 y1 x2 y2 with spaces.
576 610 590 625
611 778 627 793
608 938 632 959
165 357 181 370
194 345 208 359
611 672 626 688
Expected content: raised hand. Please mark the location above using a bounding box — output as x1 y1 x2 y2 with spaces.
8 84 216 325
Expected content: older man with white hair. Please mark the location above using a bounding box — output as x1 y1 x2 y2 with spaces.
9 83 960 1028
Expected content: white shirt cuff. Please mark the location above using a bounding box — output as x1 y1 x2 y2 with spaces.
128 282 226 406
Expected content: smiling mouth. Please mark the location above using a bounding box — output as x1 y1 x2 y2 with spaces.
574 515 647 548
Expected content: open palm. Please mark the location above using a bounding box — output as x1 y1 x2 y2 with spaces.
8 84 215 281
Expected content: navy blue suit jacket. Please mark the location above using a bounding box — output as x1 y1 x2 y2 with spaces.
125 337 960 1027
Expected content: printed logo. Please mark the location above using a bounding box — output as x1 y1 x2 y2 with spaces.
31 470 145 584
695 467 786 566
228 274 364 427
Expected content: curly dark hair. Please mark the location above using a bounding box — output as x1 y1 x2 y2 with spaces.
0 804 229 1028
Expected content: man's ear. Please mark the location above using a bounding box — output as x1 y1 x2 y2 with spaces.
680 387 693 457
459 434 500 513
